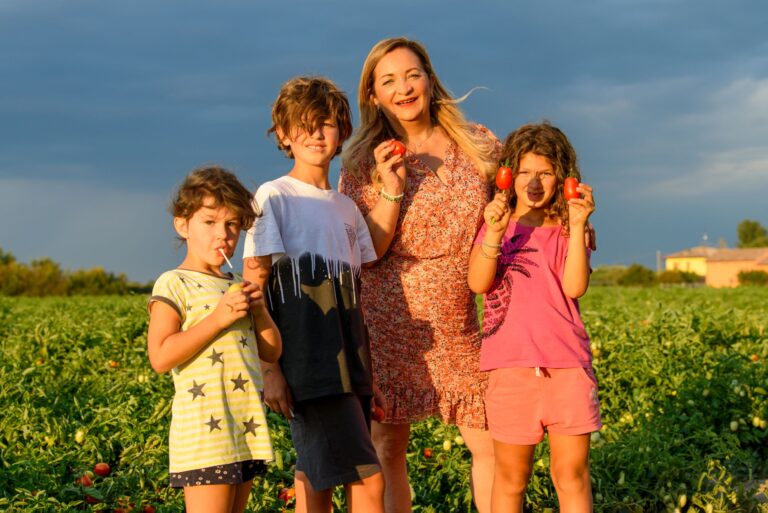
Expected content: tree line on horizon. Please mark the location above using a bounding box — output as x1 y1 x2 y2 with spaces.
0 247 152 297
1 220 766 296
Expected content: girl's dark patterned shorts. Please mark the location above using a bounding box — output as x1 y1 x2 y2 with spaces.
170 460 267 488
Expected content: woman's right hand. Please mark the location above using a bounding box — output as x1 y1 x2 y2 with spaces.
483 191 511 232
262 364 295 419
373 139 406 197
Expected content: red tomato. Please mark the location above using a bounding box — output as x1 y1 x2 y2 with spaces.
423 448 432 458
278 487 296 503
390 140 406 156
495 166 513 190
78 474 93 487
371 405 385 422
85 495 101 504
564 177 580 200
143 505 156 513
93 462 111 477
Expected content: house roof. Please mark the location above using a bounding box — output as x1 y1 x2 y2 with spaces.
707 248 768 262
665 246 721 259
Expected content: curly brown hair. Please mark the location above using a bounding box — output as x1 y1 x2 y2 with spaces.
170 165 258 231
499 122 581 235
268 76 353 158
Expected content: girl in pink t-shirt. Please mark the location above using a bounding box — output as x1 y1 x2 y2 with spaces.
467 122 600 513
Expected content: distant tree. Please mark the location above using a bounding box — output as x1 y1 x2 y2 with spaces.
737 219 768 248
590 265 627 286
0 247 16 265
738 270 768 286
67 268 130 295
658 270 704 285
0 248 27 295
25 258 67 296
618 264 657 287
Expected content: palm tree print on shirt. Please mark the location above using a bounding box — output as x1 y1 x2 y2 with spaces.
482 234 538 338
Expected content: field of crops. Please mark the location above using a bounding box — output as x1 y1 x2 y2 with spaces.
1 287 767 512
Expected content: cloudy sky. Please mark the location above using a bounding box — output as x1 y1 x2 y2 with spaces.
1 0 766 282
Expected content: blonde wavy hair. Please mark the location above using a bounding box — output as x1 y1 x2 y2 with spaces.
342 37 498 185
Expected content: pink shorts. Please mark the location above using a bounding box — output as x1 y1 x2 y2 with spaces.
485 367 602 445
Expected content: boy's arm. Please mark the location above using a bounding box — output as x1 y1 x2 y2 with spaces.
244 256 294 419
147 291 251 373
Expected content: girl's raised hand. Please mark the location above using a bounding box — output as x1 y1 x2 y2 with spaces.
567 182 595 229
484 191 511 232
212 283 252 329
374 139 406 198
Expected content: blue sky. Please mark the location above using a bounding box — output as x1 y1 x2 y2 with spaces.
1 0 767 282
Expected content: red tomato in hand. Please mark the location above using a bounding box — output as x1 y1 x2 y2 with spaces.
495 166 513 190
564 177 580 200
390 140 406 156
371 404 385 422
93 462 111 477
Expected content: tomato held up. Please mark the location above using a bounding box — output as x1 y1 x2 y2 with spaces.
564 177 580 201
495 165 513 190
390 140 406 156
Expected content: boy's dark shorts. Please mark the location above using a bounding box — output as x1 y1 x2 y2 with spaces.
290 393 381 491
170 459 267 488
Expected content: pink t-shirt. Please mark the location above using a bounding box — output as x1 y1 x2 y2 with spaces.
474 221 591 371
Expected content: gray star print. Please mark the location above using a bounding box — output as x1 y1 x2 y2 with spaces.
188 380 206 400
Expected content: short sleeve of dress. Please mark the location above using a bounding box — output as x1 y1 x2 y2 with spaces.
242 185 286 259
148 271 186 322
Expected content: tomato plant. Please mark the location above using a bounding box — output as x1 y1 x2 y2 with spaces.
0 291 766 512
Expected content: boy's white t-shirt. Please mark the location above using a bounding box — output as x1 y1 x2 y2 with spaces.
242 175 376 268
242 174 378 402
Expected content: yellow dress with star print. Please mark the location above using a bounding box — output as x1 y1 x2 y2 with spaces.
149 269 273 473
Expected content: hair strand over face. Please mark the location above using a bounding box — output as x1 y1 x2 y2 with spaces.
268 76 353 158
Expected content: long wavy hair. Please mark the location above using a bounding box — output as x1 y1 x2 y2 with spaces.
342 37 498 185
499 122 581 235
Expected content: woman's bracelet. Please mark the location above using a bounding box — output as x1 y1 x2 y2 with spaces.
380 189 404 203
479 245 500 259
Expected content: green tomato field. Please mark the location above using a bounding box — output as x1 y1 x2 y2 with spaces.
1 287 767 512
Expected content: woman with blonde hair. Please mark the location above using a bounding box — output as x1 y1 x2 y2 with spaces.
339 37 501 513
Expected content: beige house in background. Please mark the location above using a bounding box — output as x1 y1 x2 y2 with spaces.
665 246 768 287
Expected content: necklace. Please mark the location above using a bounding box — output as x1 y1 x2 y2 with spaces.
406 126 435 152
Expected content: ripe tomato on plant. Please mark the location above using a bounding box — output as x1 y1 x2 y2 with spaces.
390 140 406 156
495 164 513 190
564 177 580 200
93 462 111 477
78 473 93 487
423 447 432 458
278 487 296 504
